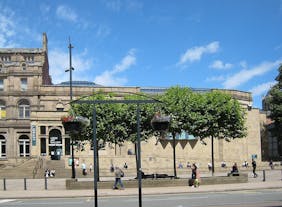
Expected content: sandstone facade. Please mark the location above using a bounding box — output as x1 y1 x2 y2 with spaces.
0 34 266 174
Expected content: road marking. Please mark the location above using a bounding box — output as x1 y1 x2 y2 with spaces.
0 199 15 204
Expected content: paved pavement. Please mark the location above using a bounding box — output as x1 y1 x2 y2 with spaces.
0 169 281 199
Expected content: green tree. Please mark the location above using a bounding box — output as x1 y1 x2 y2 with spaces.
192 91 247 174
265 65 282 154
71 92 158 177
160 86 194 177
161 87 247 176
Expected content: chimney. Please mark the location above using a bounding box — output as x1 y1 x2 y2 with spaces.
42 32 48 54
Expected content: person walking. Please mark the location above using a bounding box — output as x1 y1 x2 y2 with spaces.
191 163 200 187
269 160 274 170
82 162 87 176
252 159 258 178
89 163 93 173
113 167 124 190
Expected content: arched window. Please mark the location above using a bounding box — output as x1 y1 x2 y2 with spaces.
0 100 6 119
19 135 30 157
56 102 64 111
18 99 30 119
22 63 26 71
0 135 6 158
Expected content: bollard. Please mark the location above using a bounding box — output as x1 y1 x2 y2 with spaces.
3 178 6 191
263 170 266 182
44 177 48 190
24 178 27 190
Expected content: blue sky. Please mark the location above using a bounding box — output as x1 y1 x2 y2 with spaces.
0 0 281 109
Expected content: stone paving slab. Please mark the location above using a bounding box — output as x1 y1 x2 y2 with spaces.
0 169 281 199
0 181 281 199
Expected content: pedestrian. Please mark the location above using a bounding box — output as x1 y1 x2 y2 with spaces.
110 164 114 173
89 163 93 173
191 163 200 187
228 162 239 176
221 161 226 168
243 160 248 168
124 162 128 169
178 162 183 168
82 162 87 176
269 160 274 170
113 167 124 190
208 163 212 172
186 162 191 168
252 159 258 178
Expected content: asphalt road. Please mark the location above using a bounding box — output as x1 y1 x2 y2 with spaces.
0 189 281 207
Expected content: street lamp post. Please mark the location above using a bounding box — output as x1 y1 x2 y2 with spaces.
65 39 75 179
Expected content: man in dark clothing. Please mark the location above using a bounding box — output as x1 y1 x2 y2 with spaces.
252 159 258 178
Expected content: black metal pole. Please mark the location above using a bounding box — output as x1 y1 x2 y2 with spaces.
137 104 142 207
3 178 6 191
68 39 76 179
24 178 27 190
173 134 177 178
263 170 266 182
93 107 98 207
45 177 48 190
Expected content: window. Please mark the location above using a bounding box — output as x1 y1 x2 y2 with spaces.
22 63 26 71
40 126 46 135
24 56 34 63
0 100 6 119
56 102 64 111
19 135 30 157
0 64 3 72
0 79 3 91
1 56 11 62
0 135 6 158
18 99 30 119
40 138 46 155
21 78 27 91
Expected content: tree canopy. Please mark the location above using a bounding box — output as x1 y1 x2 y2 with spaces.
265 65 282 140
71 92 158 146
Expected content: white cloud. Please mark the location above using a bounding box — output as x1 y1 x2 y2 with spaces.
102 0 143 12
0 6 16 47
206 75 225 82
94 49 136 86
49 49 93 84
209 60 232 70
223 60 281 89
249 81 277 96
96 25 111 38
178 41 219 65
103 0 122 12
56 5 77 22
126 0 143 11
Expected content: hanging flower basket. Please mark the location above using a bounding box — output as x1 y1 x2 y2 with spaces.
151 112 170 131
62 121 81 134
61 115 90 134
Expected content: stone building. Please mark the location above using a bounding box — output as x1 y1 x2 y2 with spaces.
0 33 267 175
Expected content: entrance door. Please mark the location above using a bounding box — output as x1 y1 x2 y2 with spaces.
49 129 62 160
